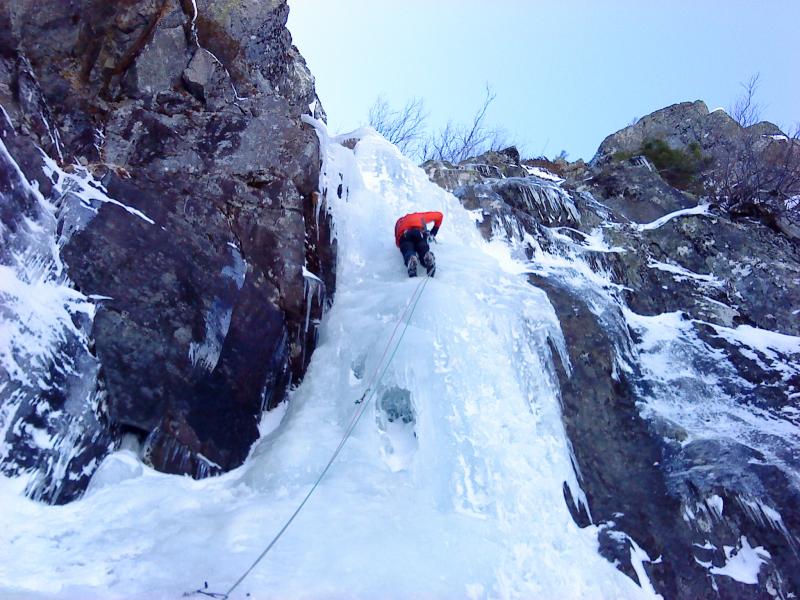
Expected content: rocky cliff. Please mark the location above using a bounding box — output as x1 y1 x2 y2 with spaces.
424 103 800 598
0 0 334 503
2 5 800 597
594 100 800 243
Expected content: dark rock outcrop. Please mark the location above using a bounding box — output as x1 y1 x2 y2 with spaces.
426 108 800 598
0 0 333 501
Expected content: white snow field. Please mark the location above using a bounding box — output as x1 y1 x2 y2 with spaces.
0 123 655 599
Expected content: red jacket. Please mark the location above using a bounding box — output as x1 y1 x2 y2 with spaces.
394 211 443 246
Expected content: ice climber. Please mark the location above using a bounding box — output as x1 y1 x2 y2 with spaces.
394 211 443 277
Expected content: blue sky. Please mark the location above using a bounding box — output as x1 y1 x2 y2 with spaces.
288 0 799 161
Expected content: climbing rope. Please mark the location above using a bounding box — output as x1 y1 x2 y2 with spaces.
186 274 432 599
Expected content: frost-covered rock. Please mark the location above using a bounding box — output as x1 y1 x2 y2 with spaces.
0 0 334 501
427 122 800 598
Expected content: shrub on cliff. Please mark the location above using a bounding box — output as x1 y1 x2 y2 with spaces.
614 138 711 193
640 138 712 192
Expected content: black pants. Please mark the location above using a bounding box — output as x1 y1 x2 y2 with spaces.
399 229 430 266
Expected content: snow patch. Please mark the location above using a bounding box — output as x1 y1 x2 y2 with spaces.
523 165 565 183
711 323 800 356
41 153 155 225
629 537 662 598
708 322 800 382
623 308 800 476
634 204 711 231
648 259 723 287
709 536 770 585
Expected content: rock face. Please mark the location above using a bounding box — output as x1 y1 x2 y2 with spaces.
424 107 800 598
3 8 799 595
0 0 333 502
594 100 800 243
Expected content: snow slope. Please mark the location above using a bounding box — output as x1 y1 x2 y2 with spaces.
0 125 655 599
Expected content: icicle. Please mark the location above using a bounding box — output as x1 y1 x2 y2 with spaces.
735 496 800 554
298 266 324 371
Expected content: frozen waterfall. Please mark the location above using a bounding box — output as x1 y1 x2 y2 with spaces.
0 125 655 599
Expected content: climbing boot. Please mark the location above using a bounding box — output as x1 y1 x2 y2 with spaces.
422 251 436 276
407 255 419 277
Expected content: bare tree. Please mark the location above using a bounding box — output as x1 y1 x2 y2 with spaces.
729 73 762 127
368 96 428 156
715 74 800 211
702 74 800 240
368 86 512 164
420 85 508 164
714 77 800 239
